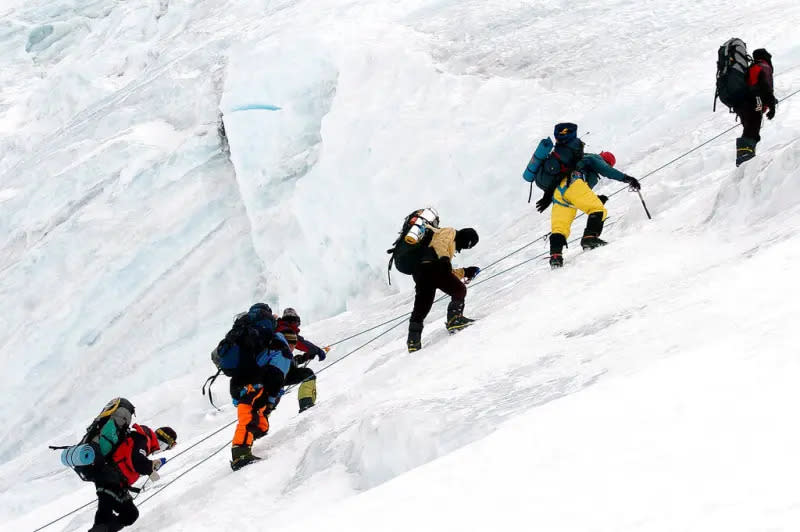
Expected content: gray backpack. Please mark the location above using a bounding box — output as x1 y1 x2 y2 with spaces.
715 38 751 111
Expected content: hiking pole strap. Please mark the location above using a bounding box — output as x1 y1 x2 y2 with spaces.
202 370 220 395
637 190 653 220
208 388 221 411
202 370 223 411
527 179 534 203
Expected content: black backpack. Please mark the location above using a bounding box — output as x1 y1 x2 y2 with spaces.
715 38 751 111
202 309 274 408
53 397 135 484
386 209 439 284
211 314 257 378
535 137 585 192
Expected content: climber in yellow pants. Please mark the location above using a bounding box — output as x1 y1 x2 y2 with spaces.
549 152 641 268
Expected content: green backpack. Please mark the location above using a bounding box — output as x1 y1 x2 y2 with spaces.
54 397 135 483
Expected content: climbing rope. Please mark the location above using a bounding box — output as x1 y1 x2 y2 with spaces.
33 83 800 532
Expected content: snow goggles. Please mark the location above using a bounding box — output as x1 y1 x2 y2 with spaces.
156 429 176 451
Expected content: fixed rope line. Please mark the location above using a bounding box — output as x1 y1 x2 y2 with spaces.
32 417 242 531
327 313 413 347
138 441 230 508
311 84 800 362
32 500 96 532
35 83 800 532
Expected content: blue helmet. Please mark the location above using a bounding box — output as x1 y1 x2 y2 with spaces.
248 303 275 332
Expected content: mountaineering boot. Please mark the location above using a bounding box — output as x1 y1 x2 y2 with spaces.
549 233 567 269
230 445 261 471
407 321 423 353
446 300 475 333
297 376 317 413
581 212 608 250
251 426 268 441
736 137 757 167
446 315 475 332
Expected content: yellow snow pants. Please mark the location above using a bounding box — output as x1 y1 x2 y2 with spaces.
551 177 607 238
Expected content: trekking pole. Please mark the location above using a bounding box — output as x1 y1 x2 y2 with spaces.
636 190 652 220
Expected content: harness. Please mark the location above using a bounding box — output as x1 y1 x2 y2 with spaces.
552 171 588 208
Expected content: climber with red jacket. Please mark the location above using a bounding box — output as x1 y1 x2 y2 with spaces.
89 424 177 532
735 48 776 166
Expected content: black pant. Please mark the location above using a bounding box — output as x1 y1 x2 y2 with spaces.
251 365 314 412
285 365 315 386
735 105 763 142
90 488 139 532
254 365 287 409
410 261 467 324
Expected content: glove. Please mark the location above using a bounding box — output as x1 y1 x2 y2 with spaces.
535 190 554 213
766 106 775 120
149 457 167 480
267 389 285 409
294 354 309 365
623 175 641 191
597 194 608 204
314 346 327 362
463 266 480 281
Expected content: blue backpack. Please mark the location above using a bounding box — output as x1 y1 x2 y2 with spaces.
202 304 276 408
523 123 585 192
211 304 275 377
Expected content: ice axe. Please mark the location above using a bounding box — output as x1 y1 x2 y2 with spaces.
635 189 652 220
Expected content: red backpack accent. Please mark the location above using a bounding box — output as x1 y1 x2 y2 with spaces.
747 61 771 87
111 424 157 486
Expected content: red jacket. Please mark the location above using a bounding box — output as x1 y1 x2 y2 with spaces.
111 424 159 486
747 60 776 108
276 319 325 360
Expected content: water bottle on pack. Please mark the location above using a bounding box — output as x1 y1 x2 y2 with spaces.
403 207 439 245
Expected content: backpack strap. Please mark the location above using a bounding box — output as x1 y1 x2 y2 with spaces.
386 234 404 285
201 369 223 411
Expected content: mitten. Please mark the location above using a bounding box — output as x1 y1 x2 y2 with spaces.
623 175 641 191
463 266 480 281
535 190 554 213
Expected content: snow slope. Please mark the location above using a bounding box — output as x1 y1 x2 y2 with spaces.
1 0 800 530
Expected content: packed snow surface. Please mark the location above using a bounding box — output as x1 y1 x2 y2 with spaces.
1 0 800 530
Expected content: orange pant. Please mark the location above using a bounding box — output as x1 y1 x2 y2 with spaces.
232 386 269 447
